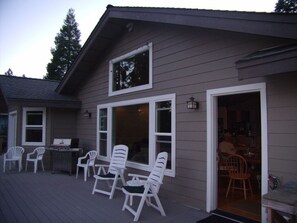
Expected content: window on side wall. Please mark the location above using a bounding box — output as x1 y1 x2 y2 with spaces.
109 43 153 96
97 94 176 177
22 108 46 146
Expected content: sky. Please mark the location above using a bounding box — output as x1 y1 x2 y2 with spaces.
0 0 277 79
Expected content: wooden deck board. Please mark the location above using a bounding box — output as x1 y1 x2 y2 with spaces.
0 155 209 222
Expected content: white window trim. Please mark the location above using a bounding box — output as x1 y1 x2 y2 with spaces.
108 43 153 96
22 107 46 146
97 93 176 177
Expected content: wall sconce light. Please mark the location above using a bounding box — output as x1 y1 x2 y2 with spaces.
187 97 199 110
83 110 91 118
126 22 134 32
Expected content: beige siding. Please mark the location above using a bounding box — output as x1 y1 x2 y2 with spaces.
75 21 295 209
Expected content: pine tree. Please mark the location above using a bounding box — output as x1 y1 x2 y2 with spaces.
44 8 81 80
275 0 297 13
4 68 13 76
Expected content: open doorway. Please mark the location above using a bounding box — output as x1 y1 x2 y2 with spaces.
206 83 268 223
217 92 261 222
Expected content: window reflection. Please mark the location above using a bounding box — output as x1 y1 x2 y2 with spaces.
113 104 149 164
112 50 149 91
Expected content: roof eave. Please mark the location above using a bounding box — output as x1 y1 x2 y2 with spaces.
6 98 81 109
107 7 297 39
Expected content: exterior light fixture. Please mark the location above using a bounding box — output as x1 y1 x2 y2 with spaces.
187 97 199 110
83 110 91 118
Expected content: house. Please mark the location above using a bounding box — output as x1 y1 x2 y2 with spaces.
1 5 297 222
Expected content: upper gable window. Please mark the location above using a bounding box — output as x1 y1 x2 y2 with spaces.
109 43 153 96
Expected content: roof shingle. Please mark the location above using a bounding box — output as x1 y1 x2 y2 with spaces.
0 75 80 107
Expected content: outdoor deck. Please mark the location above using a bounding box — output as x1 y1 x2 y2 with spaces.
0 155 209 223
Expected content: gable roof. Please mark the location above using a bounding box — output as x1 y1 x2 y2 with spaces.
0 75 80 108
57 5 297 94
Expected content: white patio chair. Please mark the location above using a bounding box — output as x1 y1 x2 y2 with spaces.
25 147 45 173
76 150 97 181
92 144 128 199
122 152 168 222
3 146 25 173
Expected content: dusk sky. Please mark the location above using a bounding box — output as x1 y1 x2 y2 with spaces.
0 0 277 79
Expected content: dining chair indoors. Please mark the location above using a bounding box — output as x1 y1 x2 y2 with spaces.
76 150 97 181
92 144 128 199
3 146 25 173
25 147 45 173
225 154 253 200
122 152 168 222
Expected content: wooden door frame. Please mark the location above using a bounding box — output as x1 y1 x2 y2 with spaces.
206 83 268 223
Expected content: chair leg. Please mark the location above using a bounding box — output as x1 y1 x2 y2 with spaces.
129 194 134 206
153 193 166 216
3 160 5 173
87 166 90 177
92 166 96 176
25 160 28 171
120 173 126 186
92 179 98 194
84 167 88 181
134 193 148 221
122 194 130 211
232 180 236 196
18 159 22 172
41 160 45 171
109 175 119 199
226 178 232 198
243 180 247 200
76 166 79 179
248 179 253 196
34 161 37 173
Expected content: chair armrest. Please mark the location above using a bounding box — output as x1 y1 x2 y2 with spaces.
79 154 88 160
4 150 12 159
3 151 8 158
95 164 109 175
77 154 88 164
127 173 149 186
128 173 149 181
26 151 35 159
94 164 109 168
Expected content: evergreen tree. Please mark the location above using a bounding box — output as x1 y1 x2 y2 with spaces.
4 68 13 76
44 8 81 80
275 0 297 13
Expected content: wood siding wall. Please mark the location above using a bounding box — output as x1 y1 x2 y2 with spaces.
48 108 78 142
266 73 297 183
74 22 295 209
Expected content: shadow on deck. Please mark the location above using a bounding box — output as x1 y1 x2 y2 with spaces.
0 155 209 223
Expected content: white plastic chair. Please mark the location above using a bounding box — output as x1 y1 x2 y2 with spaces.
25 147 45 173
92 144 128 199
122 152 168 222
76 150 97 181
3 146 25 173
